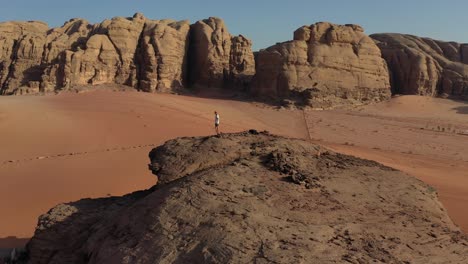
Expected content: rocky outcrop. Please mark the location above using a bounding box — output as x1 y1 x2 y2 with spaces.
26 131 467 263
371 33 468 99
0 14 254 95
188 17 255 90
252 22 391 108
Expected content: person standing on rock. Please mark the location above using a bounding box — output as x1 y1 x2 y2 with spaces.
214 111 220 135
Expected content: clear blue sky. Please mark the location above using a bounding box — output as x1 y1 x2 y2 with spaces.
1 0 467 51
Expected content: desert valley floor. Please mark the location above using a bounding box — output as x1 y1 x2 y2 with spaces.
0 89 467 246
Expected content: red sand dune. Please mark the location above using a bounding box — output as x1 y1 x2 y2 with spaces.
0 91 466 244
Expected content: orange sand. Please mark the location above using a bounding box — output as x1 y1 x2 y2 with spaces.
0 91 466 243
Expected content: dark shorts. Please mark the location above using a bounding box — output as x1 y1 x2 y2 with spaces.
215 123 219 127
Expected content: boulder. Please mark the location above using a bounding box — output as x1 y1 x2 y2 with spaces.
371 33 468 99
252 22 391 108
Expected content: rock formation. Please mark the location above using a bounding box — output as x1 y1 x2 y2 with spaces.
3 14 468 105
0 21 48 95
40 18 92 92
228 35 255 90
371 34 468 99
26 131 468 263
188 17 255 89
252 22 391 108
0 14 255 95
138 19 190 92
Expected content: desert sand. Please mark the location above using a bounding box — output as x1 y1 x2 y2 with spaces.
0 90 467 246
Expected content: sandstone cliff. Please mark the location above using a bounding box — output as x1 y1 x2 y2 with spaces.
138 19 190 92
188 17 255 90
0 14 255 95
371 33 468 99
252 22 391 108
3 15 468 105
0 21 48 94
26 131 467 263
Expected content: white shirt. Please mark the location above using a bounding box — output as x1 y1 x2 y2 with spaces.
215 114 220 125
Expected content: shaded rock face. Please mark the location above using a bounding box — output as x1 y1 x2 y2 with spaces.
0 14 254 95
371 33 468 99
27 131 467 263
253 22 391 108
228 35 255 91
188 17 255 90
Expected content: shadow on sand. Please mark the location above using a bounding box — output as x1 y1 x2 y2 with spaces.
0 237 29 249
0 237 29 263
453 106 468 114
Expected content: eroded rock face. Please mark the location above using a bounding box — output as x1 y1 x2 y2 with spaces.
0 15 255 95
67 34 121 87
92 13 146 87
0 15 148 94
27 131 467 263
189 17 255 89
188 17 231 88
253 22 391 108
0 21 48 94
371 33 468 99
228 35 255 90
138 19 190 92
40 18 92 92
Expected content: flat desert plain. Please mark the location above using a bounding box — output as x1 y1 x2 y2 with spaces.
0 90 467 247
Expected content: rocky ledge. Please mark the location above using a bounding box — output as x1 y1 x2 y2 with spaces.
22 131 468 263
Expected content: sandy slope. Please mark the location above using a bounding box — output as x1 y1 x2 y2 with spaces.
0 90 306 239
0 91 466 244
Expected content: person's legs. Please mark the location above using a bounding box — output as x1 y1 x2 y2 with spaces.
215 124 219 135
